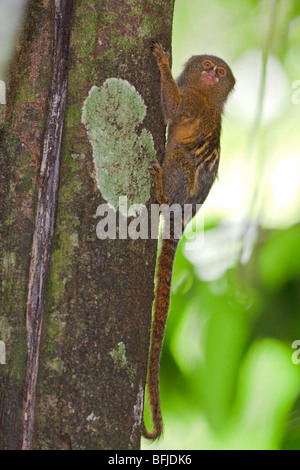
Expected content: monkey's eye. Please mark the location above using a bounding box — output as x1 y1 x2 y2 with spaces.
203 60 213 69
217 67 226 77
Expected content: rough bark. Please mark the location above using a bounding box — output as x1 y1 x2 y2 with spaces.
22 0 73 450
0 0 174 450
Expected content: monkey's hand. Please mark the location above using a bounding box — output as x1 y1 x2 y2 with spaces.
149 160 162 177
151 41 170 66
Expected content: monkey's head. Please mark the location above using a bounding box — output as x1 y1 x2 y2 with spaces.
177 54 235 109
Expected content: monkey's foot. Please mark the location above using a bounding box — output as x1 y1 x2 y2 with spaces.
149 160 162 177
150 41 169 64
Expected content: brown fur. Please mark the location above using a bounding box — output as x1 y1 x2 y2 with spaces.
143 42 235 440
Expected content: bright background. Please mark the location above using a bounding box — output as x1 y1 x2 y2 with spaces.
143 0 300 450
1 0 300 451
0 0 25 80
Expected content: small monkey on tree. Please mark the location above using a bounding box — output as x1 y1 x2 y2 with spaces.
143 42 235 440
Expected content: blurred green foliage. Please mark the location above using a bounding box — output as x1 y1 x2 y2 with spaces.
143 0 300 450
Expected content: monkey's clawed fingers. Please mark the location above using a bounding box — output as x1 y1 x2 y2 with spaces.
149 160 162 176
150 41 169 63
150 40 159 51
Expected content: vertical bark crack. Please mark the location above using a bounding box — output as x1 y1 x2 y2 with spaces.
21 0 73 450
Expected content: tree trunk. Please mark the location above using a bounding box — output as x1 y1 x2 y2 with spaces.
0 0 174 450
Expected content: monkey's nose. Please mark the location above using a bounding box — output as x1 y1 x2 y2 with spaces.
201 69 218 85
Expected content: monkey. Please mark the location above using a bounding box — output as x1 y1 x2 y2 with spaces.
142 42 235 441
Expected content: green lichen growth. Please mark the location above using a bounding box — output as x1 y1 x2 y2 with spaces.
109 342 137 384
81 78 156 215
109 30 135 53
46 214 80 306
71 2 98 60
126 0 141 5
138 14 163 38
109 342 127 368
45 310 67 345
15 165 35 194
0 314 13 343
17 79 35 103
1 252 17 308
47 358 66 374
102 11 118 25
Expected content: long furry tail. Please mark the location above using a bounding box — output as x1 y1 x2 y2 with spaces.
143 224 179 440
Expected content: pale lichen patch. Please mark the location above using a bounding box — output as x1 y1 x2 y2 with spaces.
81 78 156 215
46 358 66 374
129 382 144 447
109 341 127 368
86 412 100 422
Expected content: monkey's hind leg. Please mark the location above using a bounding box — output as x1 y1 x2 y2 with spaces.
149 161 169 205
